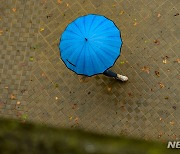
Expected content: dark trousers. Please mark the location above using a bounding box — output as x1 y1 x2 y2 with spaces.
103 70 117 78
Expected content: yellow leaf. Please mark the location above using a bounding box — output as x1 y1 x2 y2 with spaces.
69 117 72 120
17 101 21 105
158 82 165 88
142 66 150 74
55 97 58 100
40 28 44 32
66 3 69 7
163 59 167 64
0 30 3 35
120 11 124 15
12 8 16 12
57 0 62 4
10 94 16 100
133 22 138 26
174 58 180 63
157 13 161 18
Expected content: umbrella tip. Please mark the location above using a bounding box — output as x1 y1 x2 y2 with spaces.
85 38 88 41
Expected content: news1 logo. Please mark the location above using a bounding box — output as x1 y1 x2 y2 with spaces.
167 141 180 149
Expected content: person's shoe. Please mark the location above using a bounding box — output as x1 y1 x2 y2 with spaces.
116 74 128 81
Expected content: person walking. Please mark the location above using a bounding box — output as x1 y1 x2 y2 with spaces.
59 14 128 82
103 70 128 81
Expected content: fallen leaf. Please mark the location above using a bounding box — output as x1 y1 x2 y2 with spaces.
142 66 150 74
157 13 161 18
72 104 77 109
5 86 8 89
69 116 72 120
55 97 58 100
120 61 125 64
55 83 59 88
164 96 169 99
163 59 167 64
29 57 34 61
154 39 160 45
57 0 62 4
10 94 16 100
40 28 44 32
66 3 69 7
107 87 112 92
128 92 133 97
170 121 175 126
160 118 162 121
120 11 124 15
158 82 165 88
75 117 79 123
21 114 28 120
16 101 21 105
174 58 180 63
12 8 16 12
133 22 138 26
112 4 116 7
155 71 160 77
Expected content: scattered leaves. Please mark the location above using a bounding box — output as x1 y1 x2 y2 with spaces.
10 94 16 100
142 66 150 74
12 8 16 12
155 71 160 77
158 82 165 88
40 28 44 32
154 39 160 45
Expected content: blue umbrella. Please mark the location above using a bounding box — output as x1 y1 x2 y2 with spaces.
59 14 122 77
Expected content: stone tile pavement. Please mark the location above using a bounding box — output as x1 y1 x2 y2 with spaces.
0 0 179 142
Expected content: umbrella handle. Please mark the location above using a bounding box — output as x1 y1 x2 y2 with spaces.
66 59 76 67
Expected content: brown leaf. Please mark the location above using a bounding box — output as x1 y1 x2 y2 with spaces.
16 101 21 105
107 87 112 92
120 11 124 15
154 39 160 45
57 0 62 4
157 13 161 18
170 121 175 126
155 71 160 77
12 8 16 12
158 82 165 88
10 94 16 100
142 66 150 74
174 58 180 63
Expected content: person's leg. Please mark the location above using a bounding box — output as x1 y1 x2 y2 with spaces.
103 70 117 78
103 70 128 81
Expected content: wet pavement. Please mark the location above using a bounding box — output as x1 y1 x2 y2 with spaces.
0 0 179 141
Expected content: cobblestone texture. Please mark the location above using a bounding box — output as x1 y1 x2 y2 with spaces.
0 0 179 142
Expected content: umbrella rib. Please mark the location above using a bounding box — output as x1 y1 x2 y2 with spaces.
90 19 107 34
89 43 107 69
65 30 83 39
73 22 85 38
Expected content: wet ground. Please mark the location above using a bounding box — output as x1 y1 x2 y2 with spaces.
0 0 179 141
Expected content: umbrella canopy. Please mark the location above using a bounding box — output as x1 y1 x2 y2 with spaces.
59 14 122 77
